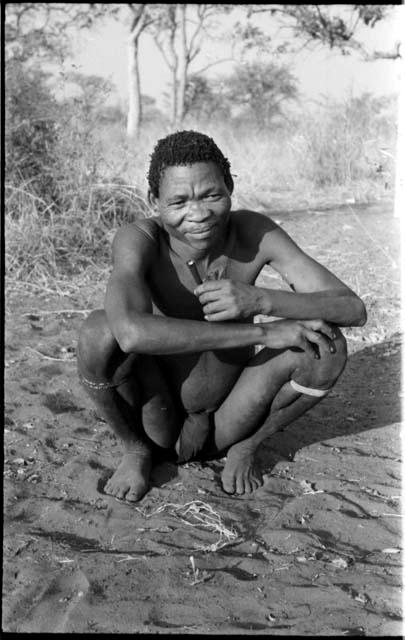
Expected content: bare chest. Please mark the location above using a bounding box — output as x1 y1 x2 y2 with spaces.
147 250 262 319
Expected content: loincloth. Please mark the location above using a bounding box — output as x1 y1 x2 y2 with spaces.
176 410 216 463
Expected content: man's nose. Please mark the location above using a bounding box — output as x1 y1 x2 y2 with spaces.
186 201 211 220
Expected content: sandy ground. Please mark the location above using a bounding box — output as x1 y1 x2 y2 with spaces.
3 201 402 634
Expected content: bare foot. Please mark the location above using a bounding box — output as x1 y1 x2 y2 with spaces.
104 445 152 502
221 443 263 495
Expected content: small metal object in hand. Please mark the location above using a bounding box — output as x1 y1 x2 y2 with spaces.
186 260 203 285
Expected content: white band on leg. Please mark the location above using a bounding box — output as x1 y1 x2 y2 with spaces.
290 379 331 398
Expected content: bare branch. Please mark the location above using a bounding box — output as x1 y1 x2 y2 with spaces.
192 57 235 75
154 32 176 70
189 44 201 64
188 6 206 60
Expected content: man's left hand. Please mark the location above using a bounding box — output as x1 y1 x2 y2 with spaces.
194 279 264 321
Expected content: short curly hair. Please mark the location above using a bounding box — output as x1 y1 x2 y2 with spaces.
147 130 234 198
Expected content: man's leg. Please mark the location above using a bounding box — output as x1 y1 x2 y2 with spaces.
77 310 180 501
210 329 347 494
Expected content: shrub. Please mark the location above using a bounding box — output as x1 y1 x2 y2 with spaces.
5 61 60 208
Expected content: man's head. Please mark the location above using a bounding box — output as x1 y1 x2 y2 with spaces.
147 130 234 198
147 131 234 250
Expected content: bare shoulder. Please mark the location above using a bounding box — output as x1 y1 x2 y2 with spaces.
231 209 280 253
232 209 278 237
112 218 161 270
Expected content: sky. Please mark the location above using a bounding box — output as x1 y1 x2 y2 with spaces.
60 4 404 110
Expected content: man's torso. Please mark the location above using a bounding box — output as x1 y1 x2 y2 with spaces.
120 211 272 413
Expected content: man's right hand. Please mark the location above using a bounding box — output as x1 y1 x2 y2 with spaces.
260 319 337 359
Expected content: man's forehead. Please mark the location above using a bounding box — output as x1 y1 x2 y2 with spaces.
160 162 223 188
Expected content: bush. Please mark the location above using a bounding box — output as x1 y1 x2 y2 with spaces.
6 61 60 208
5 65 150 282
293 93 397 187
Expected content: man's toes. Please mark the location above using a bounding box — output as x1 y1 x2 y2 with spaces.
126 491 140 502
235 475 246 495
244 477 257 494
104 480 115 495
126 487 146 502
252 474 263 489
221 472 236 494
115 485 130 500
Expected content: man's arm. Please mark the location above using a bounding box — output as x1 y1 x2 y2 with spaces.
104 224 265 355
195 213 367 327
260 221 366 326
104 224 333 358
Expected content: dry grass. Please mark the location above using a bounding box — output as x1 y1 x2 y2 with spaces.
135 500 241 553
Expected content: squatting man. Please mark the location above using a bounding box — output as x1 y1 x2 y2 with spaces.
77 130 367 501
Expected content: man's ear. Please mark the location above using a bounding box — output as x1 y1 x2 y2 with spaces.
147 190 159 213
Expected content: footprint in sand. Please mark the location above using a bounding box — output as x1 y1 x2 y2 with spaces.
15 569 90 632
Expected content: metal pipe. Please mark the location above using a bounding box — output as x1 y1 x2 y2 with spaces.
186 260 203 285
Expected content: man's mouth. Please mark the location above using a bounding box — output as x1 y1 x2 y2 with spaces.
188 225 215 236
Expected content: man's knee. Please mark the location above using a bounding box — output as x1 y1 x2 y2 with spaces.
294 328 347 390
77 309 117 375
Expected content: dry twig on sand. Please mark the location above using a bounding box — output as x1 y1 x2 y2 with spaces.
25 346 75 362
23 309 91 317
135 500 241 552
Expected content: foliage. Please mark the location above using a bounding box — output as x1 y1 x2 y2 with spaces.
5 3 100 65
5 61 60 207
184 62 298 129
222 61 298 129
295 93 397 187
181 75 224 122
245 5 394 55
5 64 149 280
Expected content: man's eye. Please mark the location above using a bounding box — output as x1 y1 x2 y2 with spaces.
204 194 221 200
170 201 185 206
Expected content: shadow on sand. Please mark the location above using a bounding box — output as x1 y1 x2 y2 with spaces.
149 334 401 487
257 334 401 472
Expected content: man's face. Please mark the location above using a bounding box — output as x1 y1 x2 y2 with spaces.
149 161 232 249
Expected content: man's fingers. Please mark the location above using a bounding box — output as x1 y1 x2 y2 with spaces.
302 320 336 340
304 329 331 357
197 290 225 305
202 301 227 315
316 321 335 340
301 337 319 359
194 280 224 296
204 310 234 322
308 325 336 353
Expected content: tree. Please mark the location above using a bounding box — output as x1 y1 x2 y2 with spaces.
243 4 400 59
183 74 226 122
125 4 150 139
61 3 156 140
223 61 298 129
79 3 165 139
152 4 229 129
5 3 101 64
5 3 154 140
6 3 398 140
179 5 394 126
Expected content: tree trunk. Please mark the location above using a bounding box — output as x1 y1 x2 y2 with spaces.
167 8 179 130
127 36 142 140
175 4 188 128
